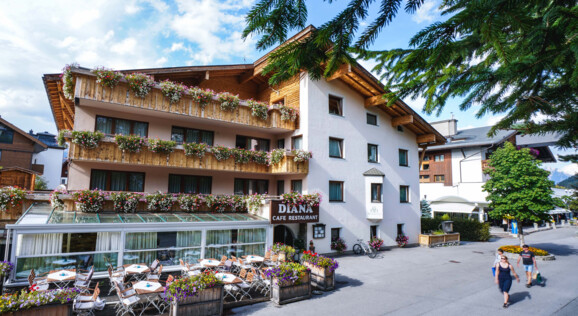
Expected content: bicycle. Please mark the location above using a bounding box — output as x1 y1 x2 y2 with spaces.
352 239 377 258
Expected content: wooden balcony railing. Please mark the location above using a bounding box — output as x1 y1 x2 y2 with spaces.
69 141 308 175
74 75 297 131
481 159 491 171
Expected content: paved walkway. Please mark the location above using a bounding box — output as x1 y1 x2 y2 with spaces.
230 227 578 316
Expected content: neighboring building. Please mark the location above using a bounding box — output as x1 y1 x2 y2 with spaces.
4 26 445 282
419 118 557 221
0 116 47 190
30 131 66 189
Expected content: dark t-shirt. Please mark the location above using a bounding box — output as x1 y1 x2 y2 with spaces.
520 251 535 265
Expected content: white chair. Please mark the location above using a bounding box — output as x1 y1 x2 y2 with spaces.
28 273 49 291
147 264 162 281
73 282 105 316
107 266 125 295
259 271 271 296
114 284 140 316
74 268 94 293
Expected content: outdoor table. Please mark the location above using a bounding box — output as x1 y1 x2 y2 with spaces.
244 255 264 264
200 259 222 269
47 269 76 289
132 281 165 316
215 272 242 301
124 263 150 282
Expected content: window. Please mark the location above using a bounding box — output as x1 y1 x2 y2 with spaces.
400 185 409 203
397 224 405 236
96 116 148 136
397 126 404 132
423 156 430 161
434 155 445 162
366 113 377 126
368 144 378 163
125 230 203 266
234 179 269 195
291 180 303 194
292 136 303 150
399 149 409 166
168 174 212 194
277 139 285 149
313 224 326 239
236 135 270 151
328 95 343 116
171 127 214 145
419 175 430 183
329 181 344 202
62 233 97 253
421 163 430 170
370 225 378 239
0 123 14 143
371 183 382 202
329 138 343 158
331 228 341 241
434 175 445 183
277 180 285 195
90 170 144 192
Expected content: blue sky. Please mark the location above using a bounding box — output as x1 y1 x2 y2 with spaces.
0 0 575 176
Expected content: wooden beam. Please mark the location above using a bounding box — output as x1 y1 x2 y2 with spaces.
326 63 352 81
205 71 210 80
238 70 256 84
391 115 414 127
364 94 387 108
417 134 436 144
419 146 428 170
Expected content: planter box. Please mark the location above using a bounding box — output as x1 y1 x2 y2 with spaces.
171 285 224 316
7 304 71 316
303 262 335 291
271 271 312 305
419 233 460 247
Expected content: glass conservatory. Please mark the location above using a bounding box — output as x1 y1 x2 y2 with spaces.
5 204 271 283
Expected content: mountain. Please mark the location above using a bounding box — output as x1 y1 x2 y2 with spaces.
558 175 578 189
549 170 570 184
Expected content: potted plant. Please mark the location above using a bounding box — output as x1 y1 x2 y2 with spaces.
125 73 155 98
369 236 384 251
217 92 239 111
0 261 14 293
247 99 269 120
110 192 142 213
92 67 124 88
278 105 299 121
70 130 104 149
0 186 26 212
73 189 105 213
189 87 215 109
265 262 311 305
210 145 232 161
165 271 224 316
115 134 147 153
269 148 285 165
148 138 176 155
183 142 208 158
271 243 296 262
0 288 80 315
145 192 174 212
291 149 312 162
300 251 338 291
159 80 186 104
330 238 347 253
61 63 78 100
396 235 409 247
178 194 205 212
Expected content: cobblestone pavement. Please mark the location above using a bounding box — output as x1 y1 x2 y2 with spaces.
229 227 578 316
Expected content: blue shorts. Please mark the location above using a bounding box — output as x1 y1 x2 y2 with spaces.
499 278 512 293
524 264 533 272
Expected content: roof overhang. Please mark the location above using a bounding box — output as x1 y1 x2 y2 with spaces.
0 117 48 150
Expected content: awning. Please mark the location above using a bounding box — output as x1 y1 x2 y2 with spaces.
430 202 477 214
549 207 572 215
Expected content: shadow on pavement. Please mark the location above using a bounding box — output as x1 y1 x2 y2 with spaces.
509 291 531 306
529 242 578 257
334 274 363 289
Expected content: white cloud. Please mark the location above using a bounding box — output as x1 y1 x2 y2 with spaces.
170 42 185 52
412 0 439 24
486 115 505 126
560 164 578 176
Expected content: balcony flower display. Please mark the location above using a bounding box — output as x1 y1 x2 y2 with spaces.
73 189 105 213
369 236 384 250
269 148 285 165
125 73 156 98
232 148 251 164
164 272 222 302
61 63 78 100
145 191 174 212
92 67 124 88
115 134 147 153
330 238 347 253
148 139 176 155
247 99 269 120
160 79 186 104
178 194 205 212
0 261 14 277
279 105 299 121
211 145 232 161
71 130 104 149
110 192 142 213
301 251 339 273
281 192 321 208
395 235 409 247
0 288 80 314
251 150 269 165
183 142 208 158
245 193 265 212
264 262 309 286
50 187 67 211
0 186 26 212
292 149 312 162
217 92 240 111
211 194 245 213
189 87 215 108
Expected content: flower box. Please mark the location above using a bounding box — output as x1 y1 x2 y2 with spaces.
170 285 223 316
7 303 71 316
271 270 311 305
303 262 335 291
418 233 460 247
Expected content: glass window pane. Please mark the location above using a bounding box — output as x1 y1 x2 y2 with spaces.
329 139 342 157
128 173 144 192
0 124 14 143
125 232 157 250
234 179 245 195
329 95 343 115
168 174 181 193
367 113 377 125
329 182 343 201
133 122 148 136
368 144 378 162
187 129 200 143
292 180 302 194
199 177 212 194
399 150 408 166
238 228 266 243
95 117 112 134
171 127 184 143
114 119 131 135
90 170 107 190
277 180 284 195
110 172 126 191
256 180 268 194
176 231 202 247
292 136 302 150
206 230 232 245
201 131 213 146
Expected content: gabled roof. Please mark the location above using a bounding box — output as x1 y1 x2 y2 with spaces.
0 166 42 175
0 117 48 149
363 168 385 176
426 126 517 151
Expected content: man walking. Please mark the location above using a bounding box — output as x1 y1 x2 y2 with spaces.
517 244 538 287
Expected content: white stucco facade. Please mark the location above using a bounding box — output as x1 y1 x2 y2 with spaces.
32 147 65 189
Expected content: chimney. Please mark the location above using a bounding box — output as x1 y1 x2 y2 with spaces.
430 117 458 137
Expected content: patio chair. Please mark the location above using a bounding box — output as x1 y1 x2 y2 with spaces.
264 254 278 267
157 274 175 313
149 259 160 274
179 259 189 276
30 268 49 286
259 271 271 296
107 266 125 295
75 268 94 293
219 260 233 273
114 284 140 316
77 266 94 282
147 264 162 281
73 282 105 316
28 273 49 291
235 272 253 300
114 280 137 297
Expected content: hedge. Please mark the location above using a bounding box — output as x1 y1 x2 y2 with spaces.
421 218 491 242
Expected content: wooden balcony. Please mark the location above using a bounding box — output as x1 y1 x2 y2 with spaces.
69 141 308 175
74 75 297 131
481 160 491 171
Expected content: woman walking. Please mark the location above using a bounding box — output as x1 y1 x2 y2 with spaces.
495 255 520 308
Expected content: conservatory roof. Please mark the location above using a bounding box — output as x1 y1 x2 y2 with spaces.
13 204 267 227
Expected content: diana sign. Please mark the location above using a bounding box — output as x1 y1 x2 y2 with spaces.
270 200 320 224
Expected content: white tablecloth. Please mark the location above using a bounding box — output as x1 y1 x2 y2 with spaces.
215 273 237 283
133 281 162 291
125 264 149 274
200 259 220 267
48 270 76 281
245 255 264 263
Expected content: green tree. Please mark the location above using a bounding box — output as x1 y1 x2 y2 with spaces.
420 199 432 218
34 176 48 191
482 142 555 245
243 0 578 153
